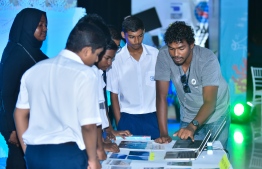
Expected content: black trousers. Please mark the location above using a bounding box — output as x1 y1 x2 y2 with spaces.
1 131 26 169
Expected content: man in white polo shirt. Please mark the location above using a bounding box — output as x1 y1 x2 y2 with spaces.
14 20 106 169
107 16 160 139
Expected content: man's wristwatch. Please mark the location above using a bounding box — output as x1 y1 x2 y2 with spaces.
191 119 199 128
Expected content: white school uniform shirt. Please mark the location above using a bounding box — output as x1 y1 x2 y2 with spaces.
16 49 101 150
106 44 159 114
92 65 109 129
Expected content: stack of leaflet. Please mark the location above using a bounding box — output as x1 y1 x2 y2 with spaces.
115 135 151 141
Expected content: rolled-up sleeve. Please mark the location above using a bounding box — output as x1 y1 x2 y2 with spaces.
106 64 119 94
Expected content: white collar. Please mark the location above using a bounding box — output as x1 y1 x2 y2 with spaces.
60 49 84 64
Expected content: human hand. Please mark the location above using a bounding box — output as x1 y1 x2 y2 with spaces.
9 131 19 147
96 148 107 161
112 130 132 138
173 125 196 141
87 159 101 169
103 142 120 153
105 130 116 141
154 135 172 144
103 137 112 144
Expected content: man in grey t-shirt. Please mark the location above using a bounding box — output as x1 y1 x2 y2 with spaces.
154 21 230 148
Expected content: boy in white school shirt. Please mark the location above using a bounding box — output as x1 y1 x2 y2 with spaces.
107 16 160 139
95 40 132 160
14 21 106 169
77 14 131 160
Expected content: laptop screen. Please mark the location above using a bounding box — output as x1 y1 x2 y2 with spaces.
196 130 211 157
211 119 226 144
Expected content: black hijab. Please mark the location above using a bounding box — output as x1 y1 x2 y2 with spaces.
0 8 48 132
1 8 48 63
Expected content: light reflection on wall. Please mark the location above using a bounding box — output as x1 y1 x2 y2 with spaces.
0 2 85 59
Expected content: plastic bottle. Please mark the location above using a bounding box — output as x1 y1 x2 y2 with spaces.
207 142 213 155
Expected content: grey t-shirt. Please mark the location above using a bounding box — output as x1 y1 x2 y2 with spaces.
155 45 229 123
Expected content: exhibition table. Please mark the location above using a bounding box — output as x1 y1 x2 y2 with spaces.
102 139 232 169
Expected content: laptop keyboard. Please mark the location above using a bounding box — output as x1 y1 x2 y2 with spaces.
177 151 196 158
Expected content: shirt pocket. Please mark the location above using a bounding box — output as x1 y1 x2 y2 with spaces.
146 71 155 87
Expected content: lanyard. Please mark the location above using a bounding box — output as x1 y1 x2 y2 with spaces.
17 43 37 63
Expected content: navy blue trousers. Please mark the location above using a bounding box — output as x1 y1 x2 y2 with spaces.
117 112 160 140
25 143 87 169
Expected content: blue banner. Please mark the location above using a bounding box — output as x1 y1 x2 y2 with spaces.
220 0 248 111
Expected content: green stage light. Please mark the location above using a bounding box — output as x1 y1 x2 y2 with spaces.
233 103 244 116
234 131 244 144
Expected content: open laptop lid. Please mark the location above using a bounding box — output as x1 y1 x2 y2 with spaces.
196 130 211 158
211 118 227 144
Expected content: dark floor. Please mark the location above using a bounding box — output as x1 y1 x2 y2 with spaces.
0 105 261 169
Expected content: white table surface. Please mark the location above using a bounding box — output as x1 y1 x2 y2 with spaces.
102 139 233 169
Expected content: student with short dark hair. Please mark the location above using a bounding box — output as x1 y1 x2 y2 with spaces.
94 39 132 153
77 13 111 45
91 39 120 159
14 19 107 169
107 16 160 139
107 24 122 47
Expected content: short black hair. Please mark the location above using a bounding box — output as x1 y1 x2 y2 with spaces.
97 39 118 63
106 39 118 51
107 24 121 41
164 21 195 45
122 16 144 33
77 13 111 44
66 22 106 53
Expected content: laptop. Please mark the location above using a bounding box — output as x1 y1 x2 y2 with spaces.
164 130 211 161
172 118 227 150
210 119 226 144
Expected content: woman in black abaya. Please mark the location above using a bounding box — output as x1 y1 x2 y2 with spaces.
0 8 48 169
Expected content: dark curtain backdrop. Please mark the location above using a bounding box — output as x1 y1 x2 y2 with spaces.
77 0 131 33
247 0 262 101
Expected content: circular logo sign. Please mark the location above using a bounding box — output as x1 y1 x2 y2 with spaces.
194 1 208 23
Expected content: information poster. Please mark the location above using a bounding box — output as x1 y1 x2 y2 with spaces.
132 0 209 47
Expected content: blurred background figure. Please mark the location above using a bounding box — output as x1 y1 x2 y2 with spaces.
108 24 122 47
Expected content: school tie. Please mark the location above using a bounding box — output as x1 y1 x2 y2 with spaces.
102 71 108 109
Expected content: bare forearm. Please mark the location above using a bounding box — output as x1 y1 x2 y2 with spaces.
14 108 29 152
96 125 107 160
105 108 113 131
194 102 216 126
156 81 170 136
194 86 218 126
111 93 121 125
82 124 98 162
174 101 216 141
156 96 168 136
97 126 103 150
